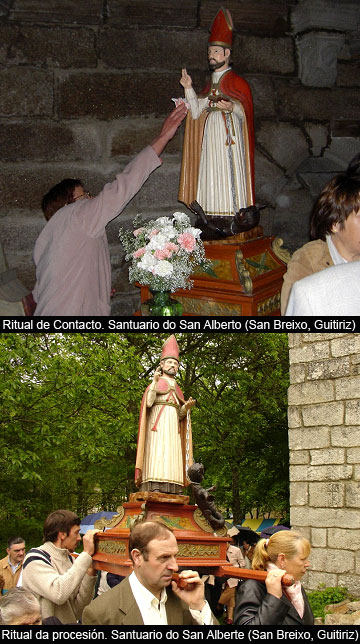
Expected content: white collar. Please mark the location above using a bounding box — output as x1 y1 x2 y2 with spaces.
128 571 167 609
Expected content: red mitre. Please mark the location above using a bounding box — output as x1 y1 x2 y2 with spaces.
209 7 233 49
160 335 179 362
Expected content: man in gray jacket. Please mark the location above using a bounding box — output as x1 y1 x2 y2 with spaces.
22 509 97 623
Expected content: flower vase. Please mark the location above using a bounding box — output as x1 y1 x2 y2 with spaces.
141 290 183 316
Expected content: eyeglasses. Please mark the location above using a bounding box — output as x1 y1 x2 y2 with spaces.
73 191 91 201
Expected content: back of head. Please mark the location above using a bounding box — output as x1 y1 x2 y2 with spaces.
0 587 40 625
252 530 310 571
43 509 80 543
310 154 360 241
41 178 83 221
129 521 174 562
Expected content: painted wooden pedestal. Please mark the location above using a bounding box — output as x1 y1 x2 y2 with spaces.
138 229 289 316
92 492 230 577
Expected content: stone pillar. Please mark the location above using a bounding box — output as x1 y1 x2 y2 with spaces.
288 333 360 595
291 0 360 87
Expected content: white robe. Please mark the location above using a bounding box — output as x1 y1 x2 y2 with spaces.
141 377 187 486
185 69 250 217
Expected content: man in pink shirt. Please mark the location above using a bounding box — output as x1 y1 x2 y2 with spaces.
32 104 187 316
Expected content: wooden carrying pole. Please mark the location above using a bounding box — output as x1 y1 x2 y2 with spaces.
215 565 295 587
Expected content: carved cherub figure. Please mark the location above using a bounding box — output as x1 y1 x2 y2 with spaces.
188 463 225 531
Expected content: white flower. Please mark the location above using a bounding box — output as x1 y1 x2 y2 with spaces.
172 212 191 225
147 233 170 250
154 217 172 226
153 260 173 277
184 226 202 239
138 252 156 271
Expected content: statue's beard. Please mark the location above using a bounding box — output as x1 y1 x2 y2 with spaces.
163 367 177 377
209 58 226 71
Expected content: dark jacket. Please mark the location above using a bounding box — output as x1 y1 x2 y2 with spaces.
234 579 314 626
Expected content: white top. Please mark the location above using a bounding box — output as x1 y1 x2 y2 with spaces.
128 571 213 625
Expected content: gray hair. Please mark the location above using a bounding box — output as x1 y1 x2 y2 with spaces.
0 587 40 625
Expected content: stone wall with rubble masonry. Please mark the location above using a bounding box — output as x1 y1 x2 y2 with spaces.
0 0 359 314
288 333 360 597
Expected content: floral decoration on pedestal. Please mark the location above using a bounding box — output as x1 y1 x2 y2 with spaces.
119 213 211 315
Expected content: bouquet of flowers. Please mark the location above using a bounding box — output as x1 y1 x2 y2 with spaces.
119 212 211 292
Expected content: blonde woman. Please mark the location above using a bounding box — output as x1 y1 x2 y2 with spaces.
234 531 313 625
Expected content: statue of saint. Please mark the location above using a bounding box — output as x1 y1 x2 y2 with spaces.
178 8 255 235
134 335 195 494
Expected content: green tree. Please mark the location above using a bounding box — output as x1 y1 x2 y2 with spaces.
0 332 289 548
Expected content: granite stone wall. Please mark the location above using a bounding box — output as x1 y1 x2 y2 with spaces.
0 0 359 314
288 333 360 595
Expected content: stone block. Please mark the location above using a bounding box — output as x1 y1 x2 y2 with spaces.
247 77 276 118
331 335 360 358
289 364 306 384
288 380 334 405
288 427 330 450
345 482 360 508
291 507 360 529
337 62 360 87
200 1 289 37
328 528 360 551
309 482 344 507
287 406 302 429
0 25 96 68
296 32 345 88
347 448 360 464
337 576 360 600
0 122 102 162
233 36 294 74
332 426 360 448
345 401 360 426
256 121 308 173
9 0 104 24
0 68 53 117
310 547 354 574
291 464 352 482
306 570 337 591
110 118 184 157
99 27 207 72
335 376 360 400
0 0 12 17
289 341 330 364
254 151 287 206
289 481 308 506
107 0 198 28
271 185 314 253
307 357 351 381
304 122 328 156
310 448 345 466
0 214 44 254
291 0 360 33
302 401 344 427
58 72 181 119
275 82 360 122
325 613 360 625
311 528 327 547
290 450 309 465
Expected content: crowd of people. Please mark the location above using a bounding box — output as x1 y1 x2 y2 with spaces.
0 509 314 626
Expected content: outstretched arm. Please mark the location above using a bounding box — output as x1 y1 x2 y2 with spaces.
151 103 188 157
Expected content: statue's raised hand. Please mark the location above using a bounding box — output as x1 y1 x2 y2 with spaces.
180 68 193 90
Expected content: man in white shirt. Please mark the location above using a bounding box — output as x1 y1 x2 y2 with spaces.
82 521 216 625
285 261 360 316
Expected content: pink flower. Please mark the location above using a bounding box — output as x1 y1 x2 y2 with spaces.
165 242 179 254
133 227 145 236
154 249 166 260
149 229 159 238
178 233 196 252
133 247 146 258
